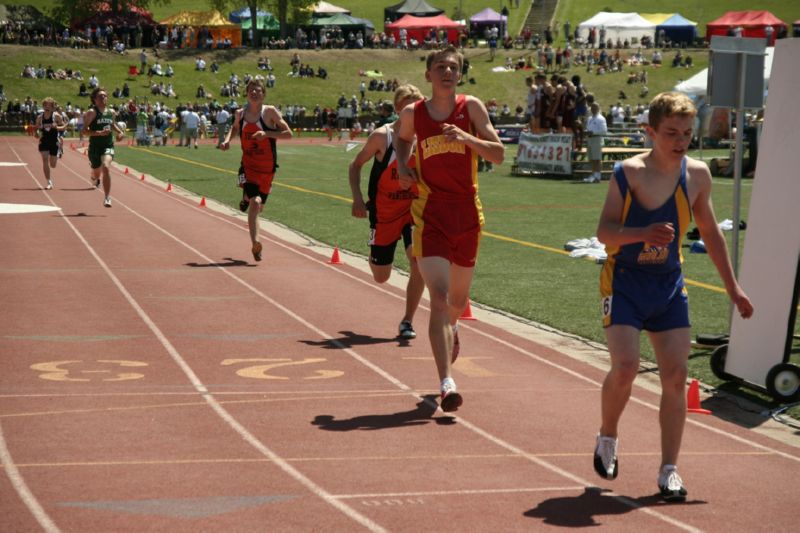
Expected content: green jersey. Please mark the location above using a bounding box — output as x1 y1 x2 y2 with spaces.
88 106 115 151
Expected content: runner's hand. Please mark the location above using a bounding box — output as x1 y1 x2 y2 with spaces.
398 166 417 190
351 197 367 218
220 141 229 151
642 222 674 247
442 122 469 144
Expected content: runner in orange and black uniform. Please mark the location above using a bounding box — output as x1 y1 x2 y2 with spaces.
395 46 504 412
348 85 426 340
221 78 292 262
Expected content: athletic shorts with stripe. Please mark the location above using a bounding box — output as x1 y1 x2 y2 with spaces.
601 267 690 331
411 197 482 268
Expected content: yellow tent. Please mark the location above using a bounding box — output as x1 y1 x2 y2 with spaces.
640 13 675 25
159 10 241 47
160 10 231 26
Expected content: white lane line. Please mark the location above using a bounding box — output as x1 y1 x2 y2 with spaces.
0 422 61 533
0 144 68 533
334 486 585 499
25 148 387 532
51 159 707 532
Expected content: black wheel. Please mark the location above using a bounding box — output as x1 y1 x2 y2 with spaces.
765 363 800 403
710 345 734 381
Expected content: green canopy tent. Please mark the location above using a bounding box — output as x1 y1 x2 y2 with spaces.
309 12 371 34
240 13 279 31
239 12 280 42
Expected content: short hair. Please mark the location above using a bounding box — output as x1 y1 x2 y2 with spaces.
42 97 56 108
425 45 463 72
648 92 696 130
393 83 423 109
245 78 266 94
90 87 106 104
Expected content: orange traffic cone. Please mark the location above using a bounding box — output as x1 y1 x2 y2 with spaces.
124 167 129 174
687 379 711 415
165 182 173 192
328 247 342 265
199 196 207 207
140 173 145 181
460 299 477 320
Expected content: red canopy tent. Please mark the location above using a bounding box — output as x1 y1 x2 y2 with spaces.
386 14 464 44
706 11 787 44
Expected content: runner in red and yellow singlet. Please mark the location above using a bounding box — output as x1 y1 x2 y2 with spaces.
395 45 504 412
348 85 426 341
221 78 292 262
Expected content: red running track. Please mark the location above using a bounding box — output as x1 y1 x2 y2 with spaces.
1 136 798 532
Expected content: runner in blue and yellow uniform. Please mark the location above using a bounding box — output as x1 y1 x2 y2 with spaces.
81 88 125 207
592 92 754 502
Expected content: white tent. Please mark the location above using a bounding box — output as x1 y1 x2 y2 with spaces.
577 12 656 44
313 1 350 15
674 47 774 97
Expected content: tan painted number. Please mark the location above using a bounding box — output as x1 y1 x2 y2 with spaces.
31 360 148 382
221 358 344 380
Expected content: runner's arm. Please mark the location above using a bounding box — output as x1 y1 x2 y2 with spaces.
263 106 293 140
446 96 504 164
596 166 674 248
348 128 385 218
80 109 98 137
395 104 416 189
220 110 240 150
690 164 753 318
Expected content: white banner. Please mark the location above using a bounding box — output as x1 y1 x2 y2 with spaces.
515 132 573 175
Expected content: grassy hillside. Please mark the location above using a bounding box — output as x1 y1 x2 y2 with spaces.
1 44 708 122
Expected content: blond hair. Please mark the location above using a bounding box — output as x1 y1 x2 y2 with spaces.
42 97 56 108
425 45 463 72
245 78 266 94
393 84 423 109
648 92 696 130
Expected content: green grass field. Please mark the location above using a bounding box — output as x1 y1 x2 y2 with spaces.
107 140 799 417
0 44 710 127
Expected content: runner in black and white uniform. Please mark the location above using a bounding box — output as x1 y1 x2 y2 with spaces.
35 97 66 190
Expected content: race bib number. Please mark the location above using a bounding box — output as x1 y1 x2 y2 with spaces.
601 296 612 319
237 165 247 186
367 228 376 246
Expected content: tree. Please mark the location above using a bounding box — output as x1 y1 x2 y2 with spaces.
49 0 170 26
208 0 315 42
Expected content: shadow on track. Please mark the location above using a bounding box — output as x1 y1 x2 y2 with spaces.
185 258 254 268
299 330 413 349
524 487 706 527
312 395 454 431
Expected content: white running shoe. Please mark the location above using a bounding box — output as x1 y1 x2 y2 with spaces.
440 377 462 412
593 434 618 480
658 465 688 502
45 180 53 190
103 197 112 208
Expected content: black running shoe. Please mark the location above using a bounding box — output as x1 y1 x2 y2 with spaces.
239 199 249 212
